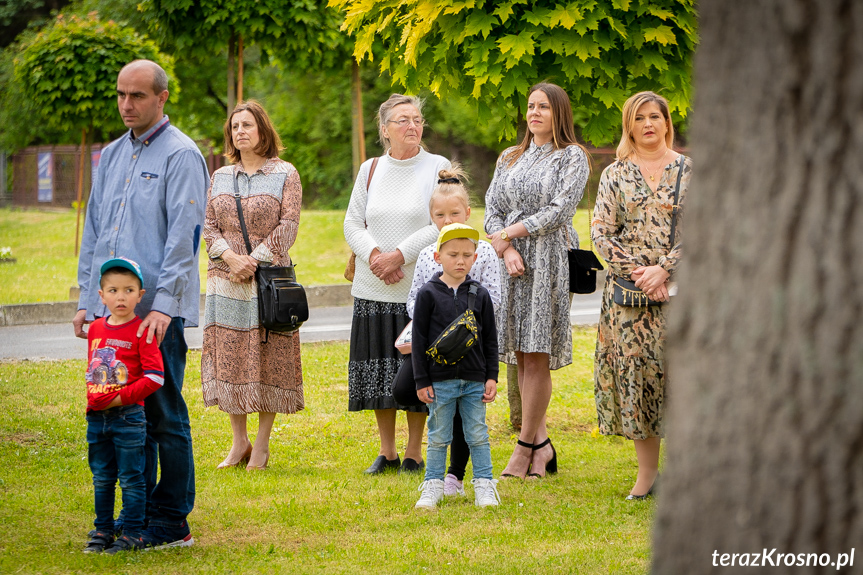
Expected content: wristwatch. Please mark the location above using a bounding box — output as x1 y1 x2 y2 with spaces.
500 229 511 241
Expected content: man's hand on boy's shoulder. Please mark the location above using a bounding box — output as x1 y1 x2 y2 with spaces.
417 385 435 404
483 379 497 403
137 310 171 345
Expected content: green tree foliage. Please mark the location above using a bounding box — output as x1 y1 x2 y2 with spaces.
247 62 394 208
138 0 349 70
330 0 697 145
13 13 173 142
0 0 72 48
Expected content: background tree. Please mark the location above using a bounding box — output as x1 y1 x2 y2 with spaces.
137 0 349 112
14 13 171 250
330 0 697 144
652 0 863 572
14 13 172 143
0 0 71 48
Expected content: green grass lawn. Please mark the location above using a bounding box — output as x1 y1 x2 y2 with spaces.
0 329 653 574
0 207 594 305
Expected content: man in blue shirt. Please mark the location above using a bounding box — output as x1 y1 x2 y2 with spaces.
74 59 208 550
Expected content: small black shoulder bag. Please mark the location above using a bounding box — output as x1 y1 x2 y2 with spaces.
234 173 309 342
612 156 684 307
426 283 481 366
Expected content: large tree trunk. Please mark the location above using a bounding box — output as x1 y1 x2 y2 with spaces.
351 60 367 179
227 33 236 117
653 1 863 572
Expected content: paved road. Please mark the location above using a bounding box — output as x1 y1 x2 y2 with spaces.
0 292 601 361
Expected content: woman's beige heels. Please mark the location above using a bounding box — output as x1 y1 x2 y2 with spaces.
246 451 270 471
216 445 253 470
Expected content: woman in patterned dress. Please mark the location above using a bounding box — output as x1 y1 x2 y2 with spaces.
591 91 691 499
201 100 303 471
344 94 450 474
485 83 589 479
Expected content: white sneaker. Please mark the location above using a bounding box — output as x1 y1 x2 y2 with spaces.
443 473 466 497
472 478 501 507
415 479 445 509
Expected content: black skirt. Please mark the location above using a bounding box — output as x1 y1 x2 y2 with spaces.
347 298 426 412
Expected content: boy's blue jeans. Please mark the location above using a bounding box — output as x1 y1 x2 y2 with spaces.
424 379 493 481
87 404 147 536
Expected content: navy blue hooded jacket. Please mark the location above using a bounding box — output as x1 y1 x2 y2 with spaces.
411 273 499 390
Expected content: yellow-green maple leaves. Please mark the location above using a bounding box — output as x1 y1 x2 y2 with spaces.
331 0 697 145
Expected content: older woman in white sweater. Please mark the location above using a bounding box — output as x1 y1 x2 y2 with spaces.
344 94 450 475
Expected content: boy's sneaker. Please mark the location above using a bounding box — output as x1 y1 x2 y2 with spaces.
443 473 466 497
104 534 146 555
472 478 501 508
83 530 114 553
415 479 445 510
140 521 195 550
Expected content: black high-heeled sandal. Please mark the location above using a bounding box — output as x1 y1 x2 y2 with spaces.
500 439 534 479
625 476 658 501
527 438 557 478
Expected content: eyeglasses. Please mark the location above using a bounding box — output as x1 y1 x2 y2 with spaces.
387 118 425 128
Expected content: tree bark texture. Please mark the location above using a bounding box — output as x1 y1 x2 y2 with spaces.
653 1 863 572
351 60 366 180
227 33 236 118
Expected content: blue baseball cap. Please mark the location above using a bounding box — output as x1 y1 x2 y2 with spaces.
100 257 144 286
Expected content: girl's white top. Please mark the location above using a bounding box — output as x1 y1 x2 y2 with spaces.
405 240 502 318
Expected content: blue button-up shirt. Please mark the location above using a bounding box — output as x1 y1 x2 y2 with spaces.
77 116 209 325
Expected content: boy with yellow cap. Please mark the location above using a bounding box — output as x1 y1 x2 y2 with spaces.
411 223 500 509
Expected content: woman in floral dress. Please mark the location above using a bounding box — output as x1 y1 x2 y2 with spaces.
202 101 303 471
485 83 589 479
592 91 692 499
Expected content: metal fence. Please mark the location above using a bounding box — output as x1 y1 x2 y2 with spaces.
0 151 8 206
10 144 224 209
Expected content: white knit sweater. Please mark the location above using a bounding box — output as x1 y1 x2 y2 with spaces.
344 149 451 303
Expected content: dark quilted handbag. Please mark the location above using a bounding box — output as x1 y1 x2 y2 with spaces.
234 173 308 341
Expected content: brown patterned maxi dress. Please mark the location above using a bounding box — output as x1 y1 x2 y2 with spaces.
201 159 304 415
591 155 691 439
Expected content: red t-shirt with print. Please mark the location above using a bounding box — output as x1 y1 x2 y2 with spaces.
86 316 164 412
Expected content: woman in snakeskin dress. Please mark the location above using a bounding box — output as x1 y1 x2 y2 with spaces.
591 91 692 499
485 83 589 479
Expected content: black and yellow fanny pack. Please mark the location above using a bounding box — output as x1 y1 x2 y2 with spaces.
426 284 480 366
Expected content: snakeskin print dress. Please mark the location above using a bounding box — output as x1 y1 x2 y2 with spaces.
484 141 589 370
591 155 691 439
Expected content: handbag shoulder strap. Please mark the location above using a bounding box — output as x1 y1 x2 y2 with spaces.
467 283 478 310
233 171 253 256
668 155 685 249
367 157 380 192
362 157 380 228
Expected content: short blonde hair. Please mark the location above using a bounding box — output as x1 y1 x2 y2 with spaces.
429 164 471 213
616 91 675 161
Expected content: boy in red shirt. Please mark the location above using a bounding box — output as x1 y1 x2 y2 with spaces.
83 258 164 554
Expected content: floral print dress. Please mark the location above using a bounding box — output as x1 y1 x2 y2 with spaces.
591 155 691 439
485 141 589 370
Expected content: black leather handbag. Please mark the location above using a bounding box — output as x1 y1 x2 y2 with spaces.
568 248 604 294
234 173 309 341
612 156 684 307
566 188 604 294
